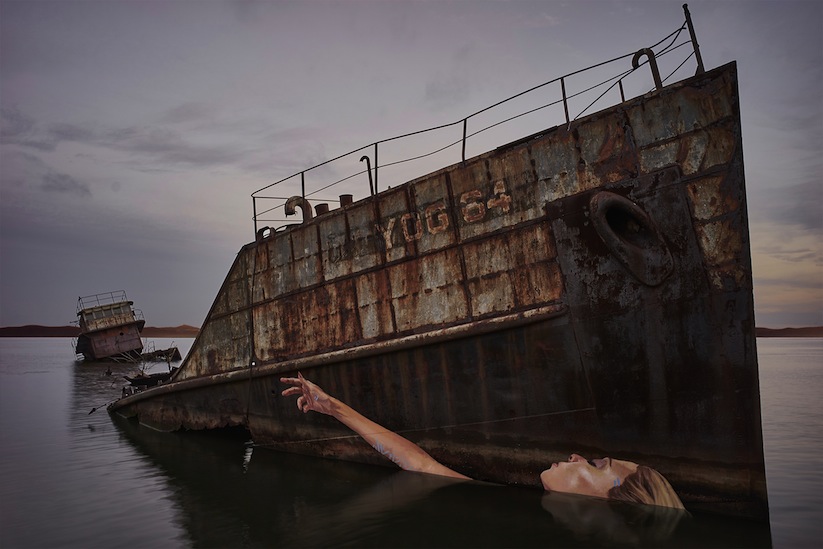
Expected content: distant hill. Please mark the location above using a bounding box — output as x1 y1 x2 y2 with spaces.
755 326 823 338
0 325 200 338
142 325 200 338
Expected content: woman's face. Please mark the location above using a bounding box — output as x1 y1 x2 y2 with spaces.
540 453 638 498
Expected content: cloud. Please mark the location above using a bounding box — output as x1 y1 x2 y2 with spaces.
229 0 275 24
764 180 823 233
514 11 562 29
0 107 33 137
0 107 58 151
41 171 91 197
48 122 95 142
101 125 243 166
0 149 91 197
160 102 216 125
1 107 246 168
750 218 822 327
423 45 476 112
424 75 471 112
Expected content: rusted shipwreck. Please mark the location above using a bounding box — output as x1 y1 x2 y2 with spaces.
110 8 768 520
74 290 182 364
75 291 146 361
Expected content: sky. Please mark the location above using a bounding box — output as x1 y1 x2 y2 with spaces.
1 0 821 329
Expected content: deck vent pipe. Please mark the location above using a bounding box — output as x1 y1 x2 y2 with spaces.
315 203 330 216
340 194 353 206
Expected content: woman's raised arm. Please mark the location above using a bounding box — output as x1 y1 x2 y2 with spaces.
280 373 469 480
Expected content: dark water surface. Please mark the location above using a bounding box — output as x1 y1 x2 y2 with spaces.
1 338 819 548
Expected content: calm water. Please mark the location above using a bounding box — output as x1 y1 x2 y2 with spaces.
0 337 819 548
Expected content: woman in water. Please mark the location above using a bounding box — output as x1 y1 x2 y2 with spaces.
281 373 684 510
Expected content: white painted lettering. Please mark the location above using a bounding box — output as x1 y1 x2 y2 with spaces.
460 189 485 223
374 181 513 246
487 179 512 213
376 217 397 250
401 212 423 242
425 201 449 234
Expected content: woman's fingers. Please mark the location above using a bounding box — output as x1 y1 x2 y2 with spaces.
281 386 302 397
281 374 319 413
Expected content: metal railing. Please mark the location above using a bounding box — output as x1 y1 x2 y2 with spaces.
77 290 133 313
251 4 705 237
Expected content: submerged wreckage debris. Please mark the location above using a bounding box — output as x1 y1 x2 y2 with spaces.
124 368 179 389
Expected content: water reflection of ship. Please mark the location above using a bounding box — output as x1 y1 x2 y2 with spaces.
111 417 770 547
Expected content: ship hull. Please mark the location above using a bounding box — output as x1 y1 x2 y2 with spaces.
111 62 767 519
75 320 145 361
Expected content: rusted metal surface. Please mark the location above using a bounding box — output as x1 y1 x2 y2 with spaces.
75 291 145 361
111 62 767 519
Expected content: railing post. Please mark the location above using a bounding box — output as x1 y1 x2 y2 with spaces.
374 142 378 194
683 4 705 74
561 77 570 125
252 196 258 236
460 118 467 163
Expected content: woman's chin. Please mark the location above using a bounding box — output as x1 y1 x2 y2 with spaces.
539 469 553 491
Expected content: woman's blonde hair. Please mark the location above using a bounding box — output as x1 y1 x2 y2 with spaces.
608 466 685 509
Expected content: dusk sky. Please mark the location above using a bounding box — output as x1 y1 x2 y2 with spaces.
1 0 820 329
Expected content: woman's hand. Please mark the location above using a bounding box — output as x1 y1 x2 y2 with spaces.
280 372 335 416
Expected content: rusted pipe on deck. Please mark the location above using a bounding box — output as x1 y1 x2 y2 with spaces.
632 48 663 90
256 226 272 242
360 155 375 196
284 196 313 222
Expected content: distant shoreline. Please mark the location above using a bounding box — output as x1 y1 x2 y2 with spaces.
1 324 821 338
754 326 823 338
0 325 200 338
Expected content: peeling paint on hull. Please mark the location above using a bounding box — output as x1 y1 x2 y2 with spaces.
110 63 767 520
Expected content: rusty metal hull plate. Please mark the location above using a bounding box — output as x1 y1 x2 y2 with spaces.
111 62 766 519
76 322 144 360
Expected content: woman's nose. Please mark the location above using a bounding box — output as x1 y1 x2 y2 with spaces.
569 453 586 463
